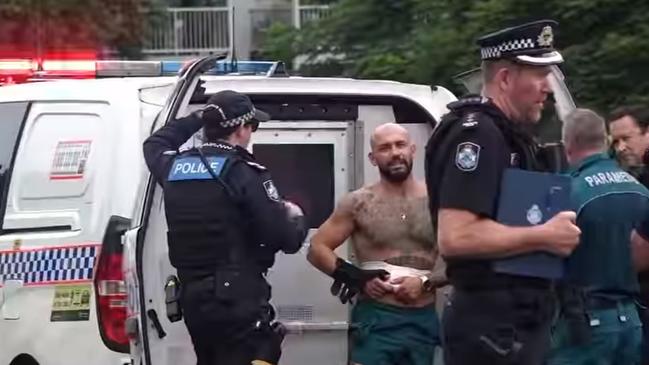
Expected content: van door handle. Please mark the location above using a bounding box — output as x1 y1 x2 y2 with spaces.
146 309 167 339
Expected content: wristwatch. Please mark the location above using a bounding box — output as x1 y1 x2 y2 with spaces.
419 275 434 293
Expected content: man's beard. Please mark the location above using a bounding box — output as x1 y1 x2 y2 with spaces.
378 158 413 183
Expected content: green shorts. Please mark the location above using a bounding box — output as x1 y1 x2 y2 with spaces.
548 301 642 365
349 299 440 365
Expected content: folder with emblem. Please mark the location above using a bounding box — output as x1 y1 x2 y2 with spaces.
492 168 571 279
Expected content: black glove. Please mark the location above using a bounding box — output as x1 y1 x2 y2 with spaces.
330 258 389 304
252 321 286 365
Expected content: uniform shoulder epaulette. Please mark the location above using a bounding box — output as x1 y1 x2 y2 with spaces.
178 145 194 154
245 161 267 171
447 95 489 111
460 112 480 129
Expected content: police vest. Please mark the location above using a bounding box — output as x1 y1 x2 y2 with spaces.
425 97 542 281
163 147 251 271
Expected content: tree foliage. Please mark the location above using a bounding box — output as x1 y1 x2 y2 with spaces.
0 0 165 58
261 0 649 115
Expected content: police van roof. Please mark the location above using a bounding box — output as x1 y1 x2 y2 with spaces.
197 75 457 123
0 77 177 103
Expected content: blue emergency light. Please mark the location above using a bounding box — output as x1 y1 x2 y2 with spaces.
159 60 287 77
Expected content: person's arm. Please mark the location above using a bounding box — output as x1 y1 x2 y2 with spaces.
632 227 649 272
307 193 392 302
232 163 307 254
142 115 204 185
307 193 356 275
436 119 579 259
438 208 578 258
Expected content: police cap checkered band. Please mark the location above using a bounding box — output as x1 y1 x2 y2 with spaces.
201 90 270 130
476 19 563 65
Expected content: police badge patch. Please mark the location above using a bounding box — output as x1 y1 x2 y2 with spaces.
455 142 480 171
263 180 280 202
526 204 543 225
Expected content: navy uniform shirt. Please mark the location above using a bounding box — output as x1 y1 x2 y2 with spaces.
565 153 649 296
430 99 539 283
143 115 304 265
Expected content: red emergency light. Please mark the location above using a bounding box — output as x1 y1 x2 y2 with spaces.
0 59 37 85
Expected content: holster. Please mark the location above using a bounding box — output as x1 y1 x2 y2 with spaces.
165 275 183 322
557 284 591 346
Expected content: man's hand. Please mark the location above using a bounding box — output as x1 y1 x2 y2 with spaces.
363 276 393 300
539 211 581 257
330 258 389 304
390 276 423 304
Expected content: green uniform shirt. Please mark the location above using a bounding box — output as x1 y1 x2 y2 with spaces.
565 153 649 296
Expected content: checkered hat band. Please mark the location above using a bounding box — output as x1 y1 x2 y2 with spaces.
480 38 536 59
219 108 256 128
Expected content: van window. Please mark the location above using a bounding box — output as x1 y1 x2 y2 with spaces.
253 144 335 229
0 102 29 230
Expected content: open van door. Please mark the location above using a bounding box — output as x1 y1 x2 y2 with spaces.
124 54 229 365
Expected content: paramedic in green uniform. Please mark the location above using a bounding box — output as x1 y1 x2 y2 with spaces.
549 109 649 365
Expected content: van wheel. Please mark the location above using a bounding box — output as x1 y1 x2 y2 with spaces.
9 354 39 365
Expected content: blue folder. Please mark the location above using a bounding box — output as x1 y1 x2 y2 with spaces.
491 168 571 279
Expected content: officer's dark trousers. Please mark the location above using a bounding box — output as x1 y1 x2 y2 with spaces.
441 285 556 365
640 306 649 365
179 271 279 365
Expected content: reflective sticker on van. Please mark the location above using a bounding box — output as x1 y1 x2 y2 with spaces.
49 140 92 180
0 244 99 286
50 284 92 321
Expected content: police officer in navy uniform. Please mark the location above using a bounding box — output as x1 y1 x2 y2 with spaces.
143 90 307 365
425 20 581 365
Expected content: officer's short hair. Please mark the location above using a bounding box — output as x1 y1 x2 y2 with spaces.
562 108 607 151
608 105 649 131
481 60 518 84
203 124 238 142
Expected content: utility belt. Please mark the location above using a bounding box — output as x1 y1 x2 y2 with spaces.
167 265 270 323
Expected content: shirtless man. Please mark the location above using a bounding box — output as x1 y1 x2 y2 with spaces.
307 123 445 365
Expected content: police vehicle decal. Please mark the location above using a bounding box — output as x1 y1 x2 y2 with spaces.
0 244 99 286
168 156 228 181
455 142 480 171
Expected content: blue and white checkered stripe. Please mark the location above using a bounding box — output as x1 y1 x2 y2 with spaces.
481 38 536 59
0 245 98 285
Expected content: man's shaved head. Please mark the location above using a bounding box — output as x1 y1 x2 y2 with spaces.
370 123 411 150
369 123 415 183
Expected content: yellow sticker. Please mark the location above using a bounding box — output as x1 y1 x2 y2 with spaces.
50 284 92 322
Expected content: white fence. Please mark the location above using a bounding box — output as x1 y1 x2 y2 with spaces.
143 7 231 55
294 3 332 28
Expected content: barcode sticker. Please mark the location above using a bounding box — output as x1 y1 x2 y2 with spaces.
50 141 92 180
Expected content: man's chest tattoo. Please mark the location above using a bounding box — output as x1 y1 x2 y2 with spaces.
353 192 435 251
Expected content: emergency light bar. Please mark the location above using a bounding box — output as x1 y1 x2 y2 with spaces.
0 58 288 85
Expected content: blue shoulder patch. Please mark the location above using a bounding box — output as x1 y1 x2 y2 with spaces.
168 156 228 181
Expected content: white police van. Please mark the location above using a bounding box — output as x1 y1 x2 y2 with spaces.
0 60 178 365
0 54 575 365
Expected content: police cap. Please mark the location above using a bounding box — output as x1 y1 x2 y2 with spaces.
477 19 563 66
201 90 270 130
